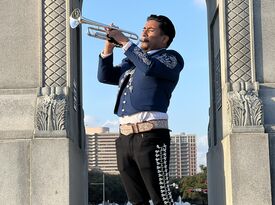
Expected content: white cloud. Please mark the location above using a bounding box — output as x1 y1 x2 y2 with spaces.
102 119 119 132
194 0 206 8
196 135 208 172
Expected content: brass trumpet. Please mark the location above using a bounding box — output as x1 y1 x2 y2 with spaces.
70 8 139 43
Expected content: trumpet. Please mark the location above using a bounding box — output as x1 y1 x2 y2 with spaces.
70 8 139 44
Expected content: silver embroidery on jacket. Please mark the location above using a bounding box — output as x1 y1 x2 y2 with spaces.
155 144 173 205
127 69 135 93
156 53 177 69
133 47 151 65
119 68 135 88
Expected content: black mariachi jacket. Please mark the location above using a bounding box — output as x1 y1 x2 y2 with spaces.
98 43 184 116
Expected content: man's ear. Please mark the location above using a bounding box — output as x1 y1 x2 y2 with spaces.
162 35 169 47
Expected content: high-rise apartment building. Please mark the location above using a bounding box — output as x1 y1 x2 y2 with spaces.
169 133 197 178
86 127 119 174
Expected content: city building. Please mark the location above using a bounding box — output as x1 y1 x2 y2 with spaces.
86 127 119 174
86 127 197 177
169 133 197 178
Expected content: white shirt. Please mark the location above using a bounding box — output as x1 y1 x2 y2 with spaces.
119 111 168 124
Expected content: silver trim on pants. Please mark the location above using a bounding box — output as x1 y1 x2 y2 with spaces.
155 144 173 204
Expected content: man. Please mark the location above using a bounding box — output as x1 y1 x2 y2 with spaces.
97 14 184 205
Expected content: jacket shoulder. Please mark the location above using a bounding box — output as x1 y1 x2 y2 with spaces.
154 49 184 69
165 50 184 64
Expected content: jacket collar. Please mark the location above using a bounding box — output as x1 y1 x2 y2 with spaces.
147 48 166 56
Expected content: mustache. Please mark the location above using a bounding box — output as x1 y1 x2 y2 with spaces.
140 38 149 43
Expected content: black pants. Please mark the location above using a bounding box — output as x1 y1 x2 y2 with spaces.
115 129 173 205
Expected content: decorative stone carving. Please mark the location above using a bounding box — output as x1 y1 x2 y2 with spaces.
42 0 67 87
214 50 221 111
73 79 78 111
228 81 263 127
36 87 67 131
226 0 252 83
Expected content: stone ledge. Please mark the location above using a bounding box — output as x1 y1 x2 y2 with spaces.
0 130 34 140
34 130 68 138
231 125 265 133
0 88 38 95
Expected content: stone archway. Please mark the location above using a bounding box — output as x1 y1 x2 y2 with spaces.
0 0 87 204
206 0 275 204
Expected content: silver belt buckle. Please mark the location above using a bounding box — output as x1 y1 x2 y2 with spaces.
120 124 133 135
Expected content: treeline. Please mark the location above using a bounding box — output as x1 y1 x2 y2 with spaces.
88 169 127 204
179 165 208 205
88 165 207 205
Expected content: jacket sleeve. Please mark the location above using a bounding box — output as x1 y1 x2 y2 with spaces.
124 44 184 81
97 53 133 85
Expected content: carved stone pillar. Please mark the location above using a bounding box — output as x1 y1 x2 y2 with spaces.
0 0 87 204
206 0 274 204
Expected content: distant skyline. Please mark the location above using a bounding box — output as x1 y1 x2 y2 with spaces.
81 0 209 168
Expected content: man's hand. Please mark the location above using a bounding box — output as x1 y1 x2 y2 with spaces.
102 24 130 55
107 29 129 47
102 24 116 55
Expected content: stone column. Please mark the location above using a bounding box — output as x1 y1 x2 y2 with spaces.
206 0 274 204
0 0 87 204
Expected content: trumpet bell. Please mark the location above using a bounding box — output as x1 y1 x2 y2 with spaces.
70 18 79 29
70 8 81 29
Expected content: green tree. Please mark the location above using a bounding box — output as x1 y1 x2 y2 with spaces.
88 169 127 204
105 173 127 203
179 165 208 205
88 168 105 204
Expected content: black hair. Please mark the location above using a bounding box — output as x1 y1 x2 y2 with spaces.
147 14 176 47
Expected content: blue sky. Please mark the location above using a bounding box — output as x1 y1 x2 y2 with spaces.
81 0 209 167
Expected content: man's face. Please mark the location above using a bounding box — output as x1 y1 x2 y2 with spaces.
140 20 169 52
